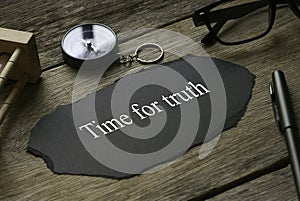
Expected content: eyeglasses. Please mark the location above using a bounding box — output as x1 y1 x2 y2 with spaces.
193 0 300 46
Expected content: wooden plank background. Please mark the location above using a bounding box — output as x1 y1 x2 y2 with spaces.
208 165 298 201
0 0 212 69
0 0 300 200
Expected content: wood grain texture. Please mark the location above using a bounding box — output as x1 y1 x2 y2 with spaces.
0 2 300 201
208 166 298 201
0 0 212 69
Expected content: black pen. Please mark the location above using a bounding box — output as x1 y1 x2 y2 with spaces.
270 70 300 199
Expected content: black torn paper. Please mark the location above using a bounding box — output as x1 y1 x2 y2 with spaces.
28 55 255 179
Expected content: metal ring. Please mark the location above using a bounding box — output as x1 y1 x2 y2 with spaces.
134 43 164 64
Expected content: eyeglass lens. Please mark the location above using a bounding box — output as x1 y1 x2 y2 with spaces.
209 0 271 44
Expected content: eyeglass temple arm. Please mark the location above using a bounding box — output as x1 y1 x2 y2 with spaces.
194 1 268 26
201 20 226 45
194 1 270 45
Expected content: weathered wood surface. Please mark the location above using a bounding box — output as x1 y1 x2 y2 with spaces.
0 0 211 69
208 165 297 201
0 1 300 201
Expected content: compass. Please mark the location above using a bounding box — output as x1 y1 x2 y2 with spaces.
61 23 164 69
61 23 118 69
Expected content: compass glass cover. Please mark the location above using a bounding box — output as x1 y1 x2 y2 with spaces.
62 24 117 60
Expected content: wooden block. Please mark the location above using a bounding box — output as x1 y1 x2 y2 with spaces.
0 27 41 83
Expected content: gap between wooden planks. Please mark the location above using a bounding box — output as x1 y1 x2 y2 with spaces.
0 4 300 201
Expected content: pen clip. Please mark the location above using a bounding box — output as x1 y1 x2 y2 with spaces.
270 83 282 132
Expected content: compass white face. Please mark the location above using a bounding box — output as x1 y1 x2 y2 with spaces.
62 24 117 60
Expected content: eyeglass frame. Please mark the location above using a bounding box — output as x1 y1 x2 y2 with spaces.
192 0 300 46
